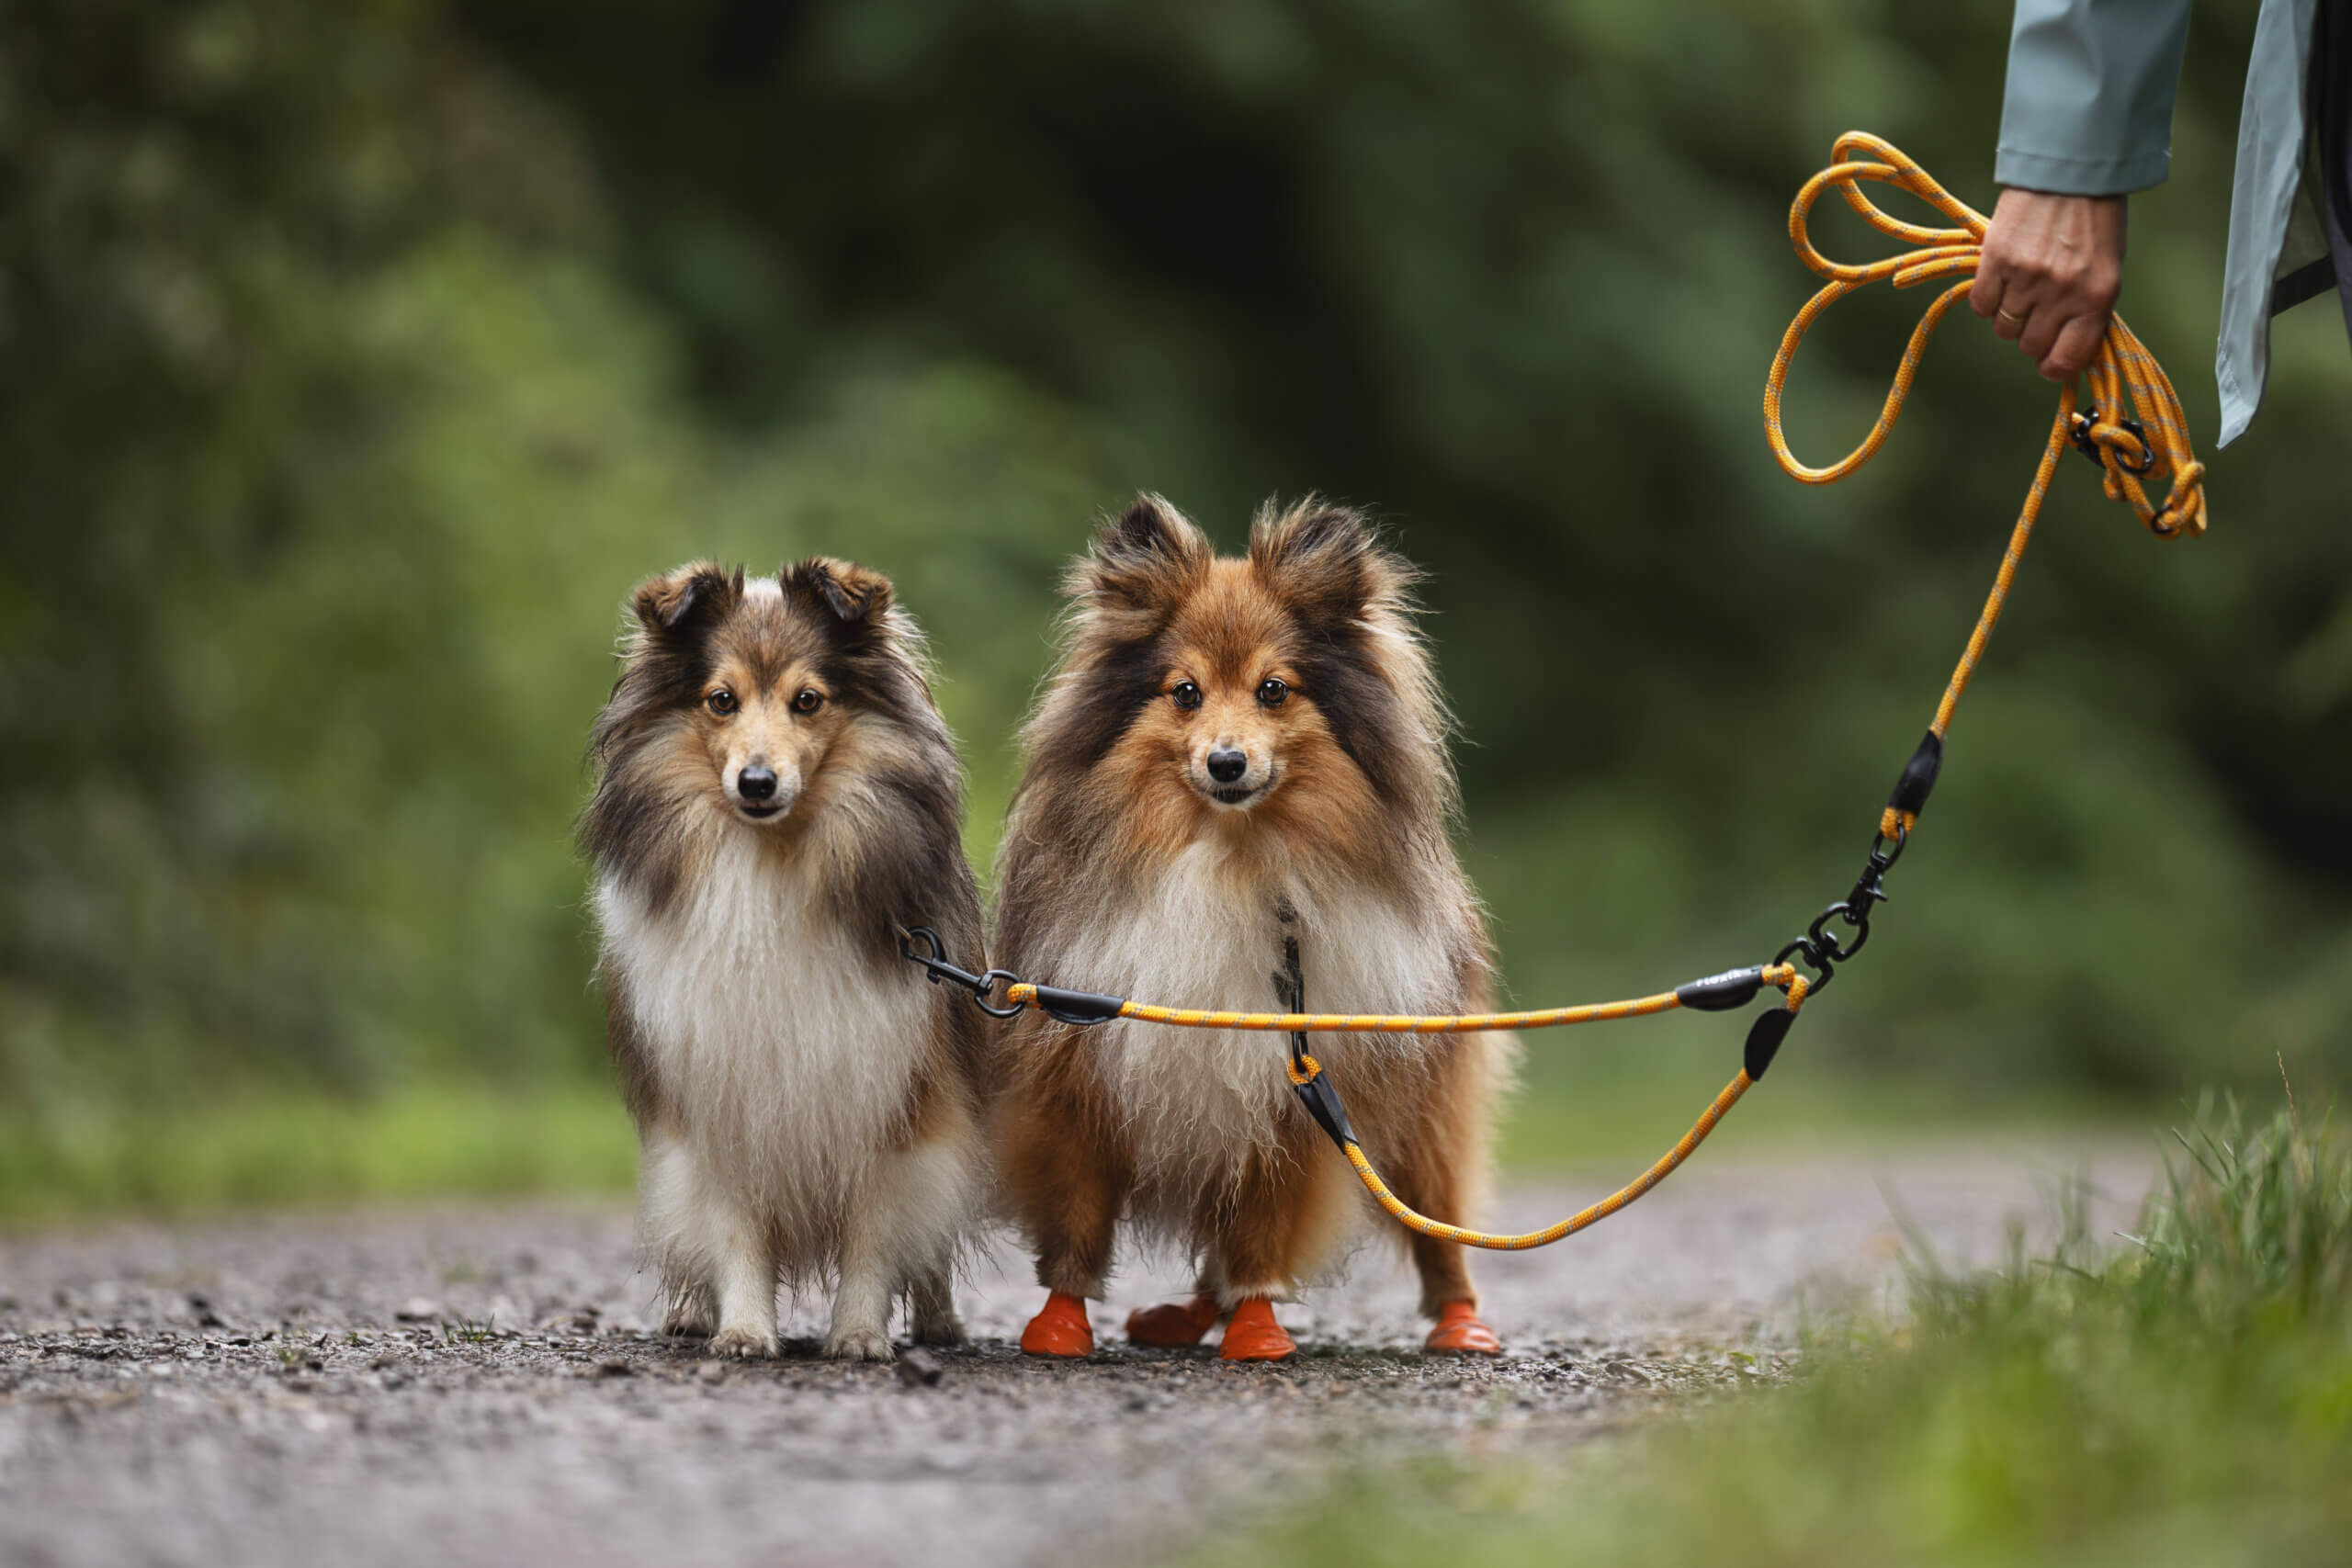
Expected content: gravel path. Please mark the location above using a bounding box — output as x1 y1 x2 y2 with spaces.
0 1137 2153 1568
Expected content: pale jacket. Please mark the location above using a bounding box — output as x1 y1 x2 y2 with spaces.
1998 0 2338 446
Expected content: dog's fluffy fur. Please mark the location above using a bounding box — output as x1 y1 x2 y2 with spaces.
584 559 988 1360
993 497 1508 1320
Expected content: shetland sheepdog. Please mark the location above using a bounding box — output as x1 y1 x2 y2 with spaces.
583 559 989 1360
993 498 1509 1361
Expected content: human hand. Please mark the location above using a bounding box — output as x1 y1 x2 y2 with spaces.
1970 187 2128 381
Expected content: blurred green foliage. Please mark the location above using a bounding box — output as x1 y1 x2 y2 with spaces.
2 1 2346 1136
0 1083 636 1225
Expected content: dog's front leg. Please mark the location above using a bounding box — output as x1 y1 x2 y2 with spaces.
696 1183 780 1359
831 1134 969 1361
907 1246 966 1347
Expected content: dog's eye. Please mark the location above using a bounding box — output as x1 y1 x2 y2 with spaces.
706 689 738 716
1170 681 1202 710
793 688 823 715
1257 678 1288 708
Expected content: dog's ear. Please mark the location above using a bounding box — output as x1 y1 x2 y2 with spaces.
1250 498 1401 635
1074 495 1212 626
789 558 895 639
631 562 739 640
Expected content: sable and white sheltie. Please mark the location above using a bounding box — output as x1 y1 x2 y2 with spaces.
583 559 989 1360
993 498 1510 1361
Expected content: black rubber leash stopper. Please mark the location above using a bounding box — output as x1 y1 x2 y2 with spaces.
1744 1007 1797 1082
1887 730 1942 820
1294 1072 1360 1149
1027 985 1126 1025
1677 966 1765 1012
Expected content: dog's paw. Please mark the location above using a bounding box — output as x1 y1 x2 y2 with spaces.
706 1325 778 1360
823 1325 896 1362
910 1313 967 1348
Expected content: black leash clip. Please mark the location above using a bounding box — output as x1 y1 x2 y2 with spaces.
2069 408 2156 475
896 925 1023 1018
1276 935 1362 1150
1774 819 1906 995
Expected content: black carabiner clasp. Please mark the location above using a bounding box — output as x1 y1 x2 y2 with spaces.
1774 934 1835 994
2110 415 2156 475
971 970 1025 1019
2069 409 2156 476
896 924 963 984
896 925 1026 1018
1808 901 1871 963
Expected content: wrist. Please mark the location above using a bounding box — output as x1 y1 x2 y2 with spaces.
1996 186 2126 206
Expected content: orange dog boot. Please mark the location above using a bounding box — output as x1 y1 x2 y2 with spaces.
1125 1292 1223 1348
1216 1297 1297 1362
1425 1299 1503 1355
1019 1291 1095 1358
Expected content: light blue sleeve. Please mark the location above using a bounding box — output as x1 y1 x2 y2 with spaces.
1996 0 2196 194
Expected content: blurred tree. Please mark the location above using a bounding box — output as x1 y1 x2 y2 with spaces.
2 0 2345 1117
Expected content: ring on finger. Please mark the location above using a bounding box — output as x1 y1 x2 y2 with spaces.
1997 307 2025 325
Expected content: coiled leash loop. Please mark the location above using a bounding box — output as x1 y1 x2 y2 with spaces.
1767 130 2207 846
907 134 2209 1251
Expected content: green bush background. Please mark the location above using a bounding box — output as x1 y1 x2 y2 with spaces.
4 1 2346 1175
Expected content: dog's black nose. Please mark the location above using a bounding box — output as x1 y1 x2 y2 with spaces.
737 765 778 801
1205 748 1248 784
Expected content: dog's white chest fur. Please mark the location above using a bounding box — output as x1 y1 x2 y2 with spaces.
1051 843 1450 1180
595 836 930 1211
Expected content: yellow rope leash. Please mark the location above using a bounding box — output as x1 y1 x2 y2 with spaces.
1000 970 1797 1033
1303 972 1809 1249
905 134 2207 1254
1764 131 2207 839
1349 1073 1753 1249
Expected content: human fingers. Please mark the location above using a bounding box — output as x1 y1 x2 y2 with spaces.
1973 188 2045 321
2017 298 2068 365
2039 310 2109 382
1968 253 2011 319
1988 283 2035 343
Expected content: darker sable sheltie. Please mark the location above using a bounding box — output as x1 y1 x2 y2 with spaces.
583 559 988 1361
994 498 1509 1361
